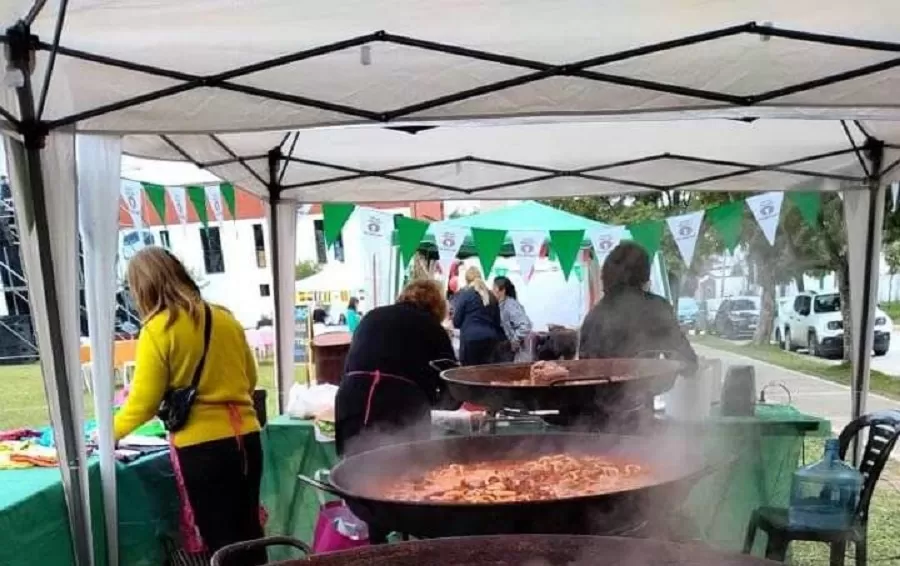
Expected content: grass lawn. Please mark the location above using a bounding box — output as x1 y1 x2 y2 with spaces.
691 334 900 401
0 360 307 430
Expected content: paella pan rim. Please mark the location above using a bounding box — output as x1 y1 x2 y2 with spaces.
327 432 708 508
295 534 780 565
439 358 684 390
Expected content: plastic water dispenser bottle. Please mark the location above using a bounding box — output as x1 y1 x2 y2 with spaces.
788 438 863 530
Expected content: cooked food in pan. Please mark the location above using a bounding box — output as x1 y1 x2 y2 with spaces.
383 454 650 503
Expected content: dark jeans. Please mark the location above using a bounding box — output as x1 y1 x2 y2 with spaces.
459 338 500 366
177 433 265 566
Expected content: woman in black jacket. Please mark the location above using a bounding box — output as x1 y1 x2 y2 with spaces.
452 267 504 365
579 242 697 367
335 279 458 457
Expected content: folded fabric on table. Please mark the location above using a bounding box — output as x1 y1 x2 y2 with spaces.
0 428 41 442
0 440 59 469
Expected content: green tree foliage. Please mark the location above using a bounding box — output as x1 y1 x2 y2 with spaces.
295 260 322 281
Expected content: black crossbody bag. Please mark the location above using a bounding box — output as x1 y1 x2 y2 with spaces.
157 303 213 432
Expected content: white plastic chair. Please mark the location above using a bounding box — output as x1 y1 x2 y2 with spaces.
81 363 93 393
122 361 137 390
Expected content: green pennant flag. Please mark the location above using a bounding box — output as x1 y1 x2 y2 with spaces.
706 201 744 253
627 219 664 258
787 191 822 228
142 182 167 227
549 229 585 280
471 228 507 277
187 186 208 228
220 183 236 220
395 215 430 266
323 203 356 249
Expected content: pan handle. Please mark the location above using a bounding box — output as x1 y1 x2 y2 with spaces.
298 473 346 499
429 358 460 372
211 536 310 566
548 376 611 387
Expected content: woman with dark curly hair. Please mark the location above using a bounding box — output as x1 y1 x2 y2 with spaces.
335 279 458 457
579 241 696 366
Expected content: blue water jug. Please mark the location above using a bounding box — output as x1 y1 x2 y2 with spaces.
788 438 863 529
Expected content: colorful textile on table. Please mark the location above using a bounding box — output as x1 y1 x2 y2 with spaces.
0 441 59 469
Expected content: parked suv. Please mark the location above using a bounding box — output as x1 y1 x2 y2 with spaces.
713 296 761 339
780 292 892 357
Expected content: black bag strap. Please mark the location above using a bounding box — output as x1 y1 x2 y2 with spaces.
189 303 213 390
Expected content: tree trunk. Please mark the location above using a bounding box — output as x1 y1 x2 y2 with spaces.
754 265 776 346
795 275 805 293
837 259 853 362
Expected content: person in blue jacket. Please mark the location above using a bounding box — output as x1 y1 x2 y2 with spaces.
453 266 504 365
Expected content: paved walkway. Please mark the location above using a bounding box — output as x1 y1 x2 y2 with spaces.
694 344 900 437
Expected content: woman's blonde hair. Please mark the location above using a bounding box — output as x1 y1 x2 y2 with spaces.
397 279 447 322
127 247 203 329
464 266 491 306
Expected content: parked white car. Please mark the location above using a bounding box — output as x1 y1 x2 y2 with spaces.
777 291 892 357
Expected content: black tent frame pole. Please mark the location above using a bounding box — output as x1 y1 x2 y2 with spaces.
267 147 290 413
852 138 885 450
6 20 92 566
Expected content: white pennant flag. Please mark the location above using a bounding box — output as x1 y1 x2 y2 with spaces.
358 207 395 258
666 210 705 267
509 230 545 284
120 180 144 230
431 225 470 276
892 182 899 213
169 186 189 225
206 184 225 224
746 191 784 246
589 225 626 266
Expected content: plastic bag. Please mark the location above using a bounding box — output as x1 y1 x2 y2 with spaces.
287 383 338 419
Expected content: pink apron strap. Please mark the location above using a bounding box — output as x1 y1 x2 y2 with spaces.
363 370 382 426
168 437 206 554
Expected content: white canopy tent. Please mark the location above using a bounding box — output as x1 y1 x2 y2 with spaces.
2 2 900 565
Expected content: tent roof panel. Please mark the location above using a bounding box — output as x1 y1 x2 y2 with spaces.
3 1 900 133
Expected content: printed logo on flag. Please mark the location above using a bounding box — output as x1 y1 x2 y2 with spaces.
759 200 777 219
677 220 696 238
441 232 457 248
595 235 616 252
519 237 537 255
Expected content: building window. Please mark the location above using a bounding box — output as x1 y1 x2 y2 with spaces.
159 229 171 249
313 219 344 263
259 284 271 297
252 224 267 268
199 227 225 274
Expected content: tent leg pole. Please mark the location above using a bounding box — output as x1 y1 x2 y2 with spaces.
851 140 884 463
267 148 289 413
7 21 93 566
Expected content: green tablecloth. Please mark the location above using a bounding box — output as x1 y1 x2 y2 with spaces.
0 450 179 566
0 405 826 565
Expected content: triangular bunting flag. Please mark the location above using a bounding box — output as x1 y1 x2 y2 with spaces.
206 184 225 224
588 225 626 266
666 210 705 267
187 186 209 229
169 186 188 226
142 182 167 227
549 230 584 280
746 191 784 246
471 228 507 277
358 207 395 258
430 225 470 276
706 201 744 253
221 183 236 219
322 203 356 249
120 180 144 230
787 191 822 228
627 219 665 258
395 215 430 267
509 230 545 284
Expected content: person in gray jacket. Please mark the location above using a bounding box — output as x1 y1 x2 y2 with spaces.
493 276 533 362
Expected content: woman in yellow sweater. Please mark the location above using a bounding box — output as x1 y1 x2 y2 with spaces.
114 247 264 564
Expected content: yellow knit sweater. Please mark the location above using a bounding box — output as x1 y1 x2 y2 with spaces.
113 304 260 448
